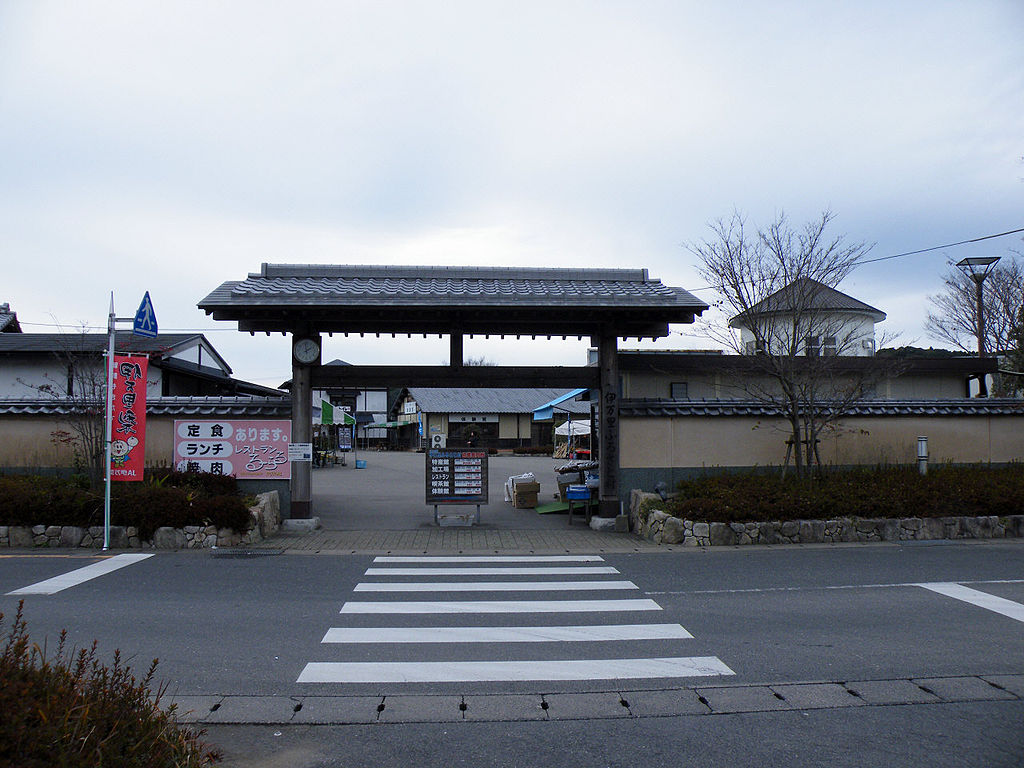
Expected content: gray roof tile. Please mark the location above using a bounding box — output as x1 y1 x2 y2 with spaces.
405 387 591 415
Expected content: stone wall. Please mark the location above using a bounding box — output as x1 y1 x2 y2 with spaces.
629 490 1024 546
0 491 281 550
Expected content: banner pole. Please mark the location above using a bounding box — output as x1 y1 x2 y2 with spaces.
103 293 115 551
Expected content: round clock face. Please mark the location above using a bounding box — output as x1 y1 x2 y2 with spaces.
293 337 320 364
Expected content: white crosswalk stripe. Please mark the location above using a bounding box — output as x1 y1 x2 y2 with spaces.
353 580 639 592
297 555 734 685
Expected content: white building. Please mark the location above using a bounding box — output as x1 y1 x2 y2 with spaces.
729 278 886 357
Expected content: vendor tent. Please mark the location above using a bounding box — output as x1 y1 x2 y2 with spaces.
555 420 591 437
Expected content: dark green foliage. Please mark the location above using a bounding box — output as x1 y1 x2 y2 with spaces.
0 602 220 767
0 472 253 539
0 476 100 527
666 464 1024 523
144 469 240 497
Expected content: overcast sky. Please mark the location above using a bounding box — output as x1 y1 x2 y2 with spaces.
3 1 1022 387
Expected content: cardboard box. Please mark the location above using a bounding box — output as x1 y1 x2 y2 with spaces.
513 492 538 509
513 480 540 494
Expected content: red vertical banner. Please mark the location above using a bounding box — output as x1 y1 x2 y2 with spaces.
110 355 147 481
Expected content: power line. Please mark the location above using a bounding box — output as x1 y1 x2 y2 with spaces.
685 224 1024 294
856 226 1024 265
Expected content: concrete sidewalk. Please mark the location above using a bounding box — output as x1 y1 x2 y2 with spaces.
250 526 664 554
260 450 655 553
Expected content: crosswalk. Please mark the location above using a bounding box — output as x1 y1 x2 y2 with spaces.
296 555 734 686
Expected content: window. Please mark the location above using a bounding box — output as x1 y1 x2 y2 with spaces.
804 336 820 357
670 382 688 399
745 340 765 355
822 336 837 356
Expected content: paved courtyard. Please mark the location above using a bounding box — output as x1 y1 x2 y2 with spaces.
266 450 659 553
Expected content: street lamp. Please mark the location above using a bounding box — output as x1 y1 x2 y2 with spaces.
956 256 1001 396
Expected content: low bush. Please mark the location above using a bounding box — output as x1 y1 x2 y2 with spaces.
665 464 1024 524
0 602 220 767
0 471 254 539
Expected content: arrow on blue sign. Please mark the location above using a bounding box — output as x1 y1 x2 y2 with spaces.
133 291 158 338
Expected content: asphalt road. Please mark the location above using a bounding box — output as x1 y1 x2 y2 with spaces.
2 540 1022 767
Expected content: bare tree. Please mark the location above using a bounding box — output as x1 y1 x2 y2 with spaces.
925 257 1023 395
689 210 894 477
17 331 110 487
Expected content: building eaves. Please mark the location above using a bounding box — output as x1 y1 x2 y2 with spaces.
620 398 1024 418
0 332 206 357
0 397 291 417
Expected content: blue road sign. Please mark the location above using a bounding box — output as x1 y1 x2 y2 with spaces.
133 291 158 337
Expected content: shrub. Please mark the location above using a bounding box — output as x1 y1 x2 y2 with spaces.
666 464 1024 523
0 602 220 767
0 472 254 540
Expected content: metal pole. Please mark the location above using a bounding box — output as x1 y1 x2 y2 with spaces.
103 293 115 551
976 280 988 397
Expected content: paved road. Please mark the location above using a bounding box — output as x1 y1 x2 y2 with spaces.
1 540 1022 767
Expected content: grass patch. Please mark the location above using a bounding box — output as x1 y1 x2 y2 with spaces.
0 601 220 767
662 464 1024 524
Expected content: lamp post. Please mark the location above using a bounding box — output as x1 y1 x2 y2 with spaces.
956 256 1001 397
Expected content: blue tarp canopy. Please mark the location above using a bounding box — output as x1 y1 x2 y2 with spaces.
532 388 589 421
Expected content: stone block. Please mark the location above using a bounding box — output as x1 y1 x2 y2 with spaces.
692 522 710 539
846 679 939 705
32 525 46 536
771 683 865 710
290 696 381 724
695 685 790 713
107 526 129 549
543 692 631 720
623 688 710 717
914 676 1018 702
981 674 1024 698
759 522 782 545
780 520 799 538
661 516 685 544
378 695 464 723
9 527 35 548
462 694 548 721
202 695 300 724
590 516 616 532
798 520 825 543
59 526 85 548
919 517 945 540
880 519 901 541
710 522 737 546
153 527 185 550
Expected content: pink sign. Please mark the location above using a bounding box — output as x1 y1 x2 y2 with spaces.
110 355 147 481
173 420 291 479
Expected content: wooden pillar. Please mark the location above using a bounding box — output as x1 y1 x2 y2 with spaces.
597 331 620 518
290 334 318 518
450 333 464 371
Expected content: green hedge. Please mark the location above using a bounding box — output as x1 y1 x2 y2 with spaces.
0 472 253 540
665 464 1024 524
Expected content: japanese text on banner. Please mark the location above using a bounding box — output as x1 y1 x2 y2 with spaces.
110 355 147 481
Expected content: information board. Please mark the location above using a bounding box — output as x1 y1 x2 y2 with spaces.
425 449 488 505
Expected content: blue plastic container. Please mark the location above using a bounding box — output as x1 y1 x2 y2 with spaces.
566 484 590 500
355 460 367 469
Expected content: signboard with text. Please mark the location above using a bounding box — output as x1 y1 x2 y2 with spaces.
110 355 148 481
425 449 488 505
174 420 291 479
